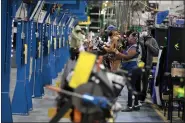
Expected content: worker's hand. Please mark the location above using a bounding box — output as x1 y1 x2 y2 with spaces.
113 49 119 54
84 39 88 42
100 45 105 50
117 34 121 39
103 42 107 45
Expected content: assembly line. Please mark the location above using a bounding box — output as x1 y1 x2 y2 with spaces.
1 0 185 123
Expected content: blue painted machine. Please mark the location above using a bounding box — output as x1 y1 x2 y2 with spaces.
2 0 88 122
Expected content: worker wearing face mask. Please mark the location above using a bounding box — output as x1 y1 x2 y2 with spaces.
70 25 83 60
102 30 122 71
113 32 142 112
139 30 159 102
78 30 86 52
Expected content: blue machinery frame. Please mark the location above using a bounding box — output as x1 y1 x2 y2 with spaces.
2 0 14 122
2 0 88 122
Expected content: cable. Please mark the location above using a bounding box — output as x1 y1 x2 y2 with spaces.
46 85 83 98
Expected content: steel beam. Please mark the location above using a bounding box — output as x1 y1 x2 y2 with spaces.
2 0 13 121
12 21 29 115
44 0 76 4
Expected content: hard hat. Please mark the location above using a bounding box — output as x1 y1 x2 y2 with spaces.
105 25 117 32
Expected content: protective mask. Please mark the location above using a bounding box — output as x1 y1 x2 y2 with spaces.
142 31 148 37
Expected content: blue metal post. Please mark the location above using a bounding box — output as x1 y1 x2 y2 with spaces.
60 15 68 67
30 22 37 96
1 0 13 121
56 13 65 71
50 24 57 79
12 21 29 115
58 25 65 71
33 23 43 98
25 21 33 110
40 23 45 95
53 25 58 77
59 15 65 72
48 24 54 81
63 17 71 62
55 25 61 73
42 24 52 86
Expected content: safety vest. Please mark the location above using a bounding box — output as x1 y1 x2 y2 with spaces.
121 44 141 70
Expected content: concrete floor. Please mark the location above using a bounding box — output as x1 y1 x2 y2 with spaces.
10 68 70 122
10 68 164 122
115 90 163 122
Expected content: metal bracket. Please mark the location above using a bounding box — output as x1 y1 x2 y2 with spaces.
21 32 25 39
35 32 39 38
13 27 18 33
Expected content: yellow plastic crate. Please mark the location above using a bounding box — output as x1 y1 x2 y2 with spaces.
48 107 72 119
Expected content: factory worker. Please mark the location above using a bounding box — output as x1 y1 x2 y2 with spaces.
70 25 83 60
139 30 159 102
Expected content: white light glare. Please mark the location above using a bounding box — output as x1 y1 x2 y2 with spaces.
11 54 13 57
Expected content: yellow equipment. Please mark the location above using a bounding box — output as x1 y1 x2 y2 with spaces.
69 52 96 89
48 52 97 120
48 108 72 119
138 61 145 68
78 16 91 25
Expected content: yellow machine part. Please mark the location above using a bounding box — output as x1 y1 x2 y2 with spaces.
107 111 115 122
48 52 96 120
78 16 91 25
55 81 61 87
69 52 97 89
24 44 28 64
48 108 72 119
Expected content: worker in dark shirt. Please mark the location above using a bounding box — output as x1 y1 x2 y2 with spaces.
139 30 159 102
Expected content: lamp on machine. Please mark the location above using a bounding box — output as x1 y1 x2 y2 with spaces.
102 1 113 9
11 19 15 58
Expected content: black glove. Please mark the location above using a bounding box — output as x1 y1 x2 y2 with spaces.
97 43 105 50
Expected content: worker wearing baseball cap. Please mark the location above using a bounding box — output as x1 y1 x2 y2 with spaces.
105 25 117 32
